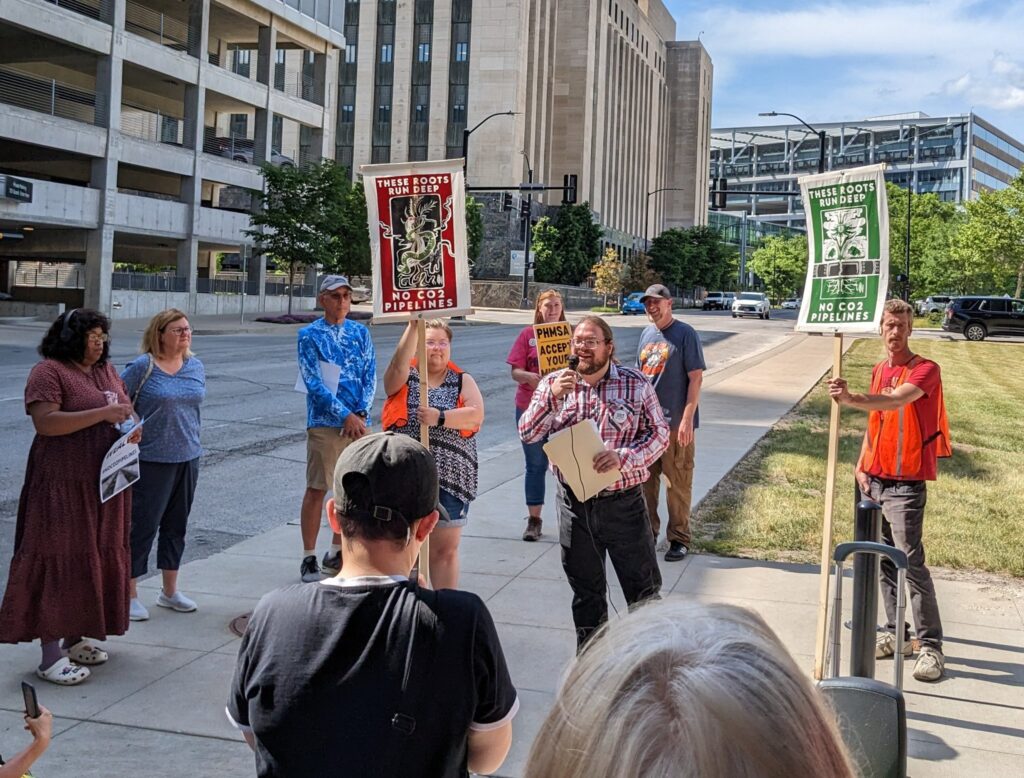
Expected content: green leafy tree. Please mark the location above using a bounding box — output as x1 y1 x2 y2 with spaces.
649 226 736 294
531 216 561 282
747 235 808 303
593 246 624 305
324 179 371 278
553 202 604 285
885 182 962 298
465 196 483 267
952 173 1024 297
621 252 661 293
247 160 361 314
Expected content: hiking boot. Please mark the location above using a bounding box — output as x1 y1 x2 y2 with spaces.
522 517 542 542
321 550 341 575
913 647 945 682
664 542 688 562
875 631 913 659
300 554 322 583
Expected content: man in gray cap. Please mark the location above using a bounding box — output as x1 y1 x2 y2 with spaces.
227 432 518 778
296 275 376 582
635 284 706 561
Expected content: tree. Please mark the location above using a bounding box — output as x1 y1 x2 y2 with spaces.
953 173 1024 297
553 202 604 285
465 196 483 267
885 182 962 298
621 252 661 292
247 160 362 314
593 246 624 305
324 179 371 278
531 216 561 283
747 235 808 303
649 226 736 294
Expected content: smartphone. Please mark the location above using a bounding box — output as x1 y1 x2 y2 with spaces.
21 681 39 719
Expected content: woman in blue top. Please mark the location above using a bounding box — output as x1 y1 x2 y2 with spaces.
121 309 206 622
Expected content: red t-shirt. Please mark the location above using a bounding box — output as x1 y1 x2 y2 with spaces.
506 326 540 411
865 357 942 481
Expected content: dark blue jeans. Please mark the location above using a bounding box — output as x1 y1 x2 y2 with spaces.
516 406 548 508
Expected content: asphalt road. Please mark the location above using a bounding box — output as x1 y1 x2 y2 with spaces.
0 309 800 581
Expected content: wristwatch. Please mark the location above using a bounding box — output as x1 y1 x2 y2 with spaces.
436 409 446 427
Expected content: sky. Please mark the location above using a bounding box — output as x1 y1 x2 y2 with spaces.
665 0 1024 140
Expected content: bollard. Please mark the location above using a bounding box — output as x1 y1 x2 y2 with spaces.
850 498 882 678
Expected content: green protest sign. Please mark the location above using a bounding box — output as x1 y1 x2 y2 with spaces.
796 164 889 333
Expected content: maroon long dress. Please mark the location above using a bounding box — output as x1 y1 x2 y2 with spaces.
0 359 131 644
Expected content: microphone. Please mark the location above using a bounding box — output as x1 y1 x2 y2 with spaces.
567 354 579 371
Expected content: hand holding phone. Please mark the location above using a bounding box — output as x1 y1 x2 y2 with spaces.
21 681 39 719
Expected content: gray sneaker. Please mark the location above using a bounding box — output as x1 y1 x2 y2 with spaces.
321 550 341 575
157 590 197 613
875 631 913 659
129 598 150 622
300 554 322 583
913 647 945 682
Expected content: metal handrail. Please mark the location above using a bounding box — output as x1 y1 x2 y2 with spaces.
15 261 86 289
43 0 104 22
276 72 320 104
125 0 193 51
120 103 193 146
0 66 98 125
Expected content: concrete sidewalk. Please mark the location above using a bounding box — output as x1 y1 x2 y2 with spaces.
1 333 1021 776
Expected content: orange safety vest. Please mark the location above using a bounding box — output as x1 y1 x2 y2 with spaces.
381 358 478 438
857 356 952 478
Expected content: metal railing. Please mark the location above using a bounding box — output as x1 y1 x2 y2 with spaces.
0 66 98 125
276 72 320 104
44 0 105 22
202 128 300 168
120 103 193 146
15 262 86 289
264 279 316 297
112 273 189 292
125 0 194 51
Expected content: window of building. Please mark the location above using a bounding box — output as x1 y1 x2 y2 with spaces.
346 44 357 63
417 42 430 62
230 113 248 138
452 102 465 124
378 102 391 123
455 41 468 61
341 104 355 123
232 48 251 77
272 115 283 150
274 49 286 90
415 103 428 122
381 44 393 63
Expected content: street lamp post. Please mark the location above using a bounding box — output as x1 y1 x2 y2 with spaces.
520 150 533 309
461 111 517 182
644 187 689 251
759 111 826 174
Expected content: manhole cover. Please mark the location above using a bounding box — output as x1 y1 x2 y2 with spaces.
229 612 252 637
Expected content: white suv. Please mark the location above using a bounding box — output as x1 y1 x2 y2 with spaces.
732 292 770 319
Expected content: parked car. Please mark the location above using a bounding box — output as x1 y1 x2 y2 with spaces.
703 291 735 310
732 292 770 319
942 296 1024 341
212 137 295 167
918 295 953 315
782 297 801 310
620 292 646 315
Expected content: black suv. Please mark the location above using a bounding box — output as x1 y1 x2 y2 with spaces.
942 296 1024 341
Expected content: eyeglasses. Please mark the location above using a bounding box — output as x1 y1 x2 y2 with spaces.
571 338 607 349
425 340 450 349
166 326 193 336
87 333 110 343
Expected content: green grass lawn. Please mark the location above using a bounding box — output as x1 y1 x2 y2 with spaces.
692 338 1024 577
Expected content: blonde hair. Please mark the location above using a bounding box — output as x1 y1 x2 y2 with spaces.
141 308 193 358
424 319 452 342
882 298 914 321
533 289 567 325
526 600 855 778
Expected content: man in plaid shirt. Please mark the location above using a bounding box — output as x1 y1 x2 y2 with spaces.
518 316 669 647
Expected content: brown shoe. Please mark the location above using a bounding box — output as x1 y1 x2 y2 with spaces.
522 517 542 541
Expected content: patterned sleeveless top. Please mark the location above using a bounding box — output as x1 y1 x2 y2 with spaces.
400 365 478 503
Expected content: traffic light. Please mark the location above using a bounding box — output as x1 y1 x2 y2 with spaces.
520 196 531 220
500 191 512 212
562 174 578 205
714 177 727 210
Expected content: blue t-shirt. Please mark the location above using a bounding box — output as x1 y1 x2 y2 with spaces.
636 319 706 430
298 317 377 429
121 355 206 463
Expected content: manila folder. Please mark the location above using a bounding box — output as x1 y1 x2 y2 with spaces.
542 418 620 502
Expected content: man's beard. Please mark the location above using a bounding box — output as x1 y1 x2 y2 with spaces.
578 352 610 375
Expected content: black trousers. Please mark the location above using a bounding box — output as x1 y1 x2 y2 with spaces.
130 459 199 579
556 483 662 648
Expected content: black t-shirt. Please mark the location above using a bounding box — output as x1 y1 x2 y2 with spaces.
227 579 518 778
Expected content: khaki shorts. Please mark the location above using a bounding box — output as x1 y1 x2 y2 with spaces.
306 427 355 492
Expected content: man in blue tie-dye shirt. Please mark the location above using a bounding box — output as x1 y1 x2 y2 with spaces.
297 275 377 582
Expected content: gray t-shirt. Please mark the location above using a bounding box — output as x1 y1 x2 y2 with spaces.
636 319 706 429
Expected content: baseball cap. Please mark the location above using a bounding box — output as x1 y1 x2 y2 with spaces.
640 284 672 302
333 432 448 525
319 275 352 294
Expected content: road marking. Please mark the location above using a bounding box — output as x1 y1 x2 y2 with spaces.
0 396 22 402
243 416 264 421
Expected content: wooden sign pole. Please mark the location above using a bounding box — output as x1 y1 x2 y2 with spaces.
813 331 844 680
416 317 430 585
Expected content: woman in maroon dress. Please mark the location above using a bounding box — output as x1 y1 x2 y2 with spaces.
0 309 138 685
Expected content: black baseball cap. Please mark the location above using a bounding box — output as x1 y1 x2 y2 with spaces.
333 432 448 525
640 284 672 302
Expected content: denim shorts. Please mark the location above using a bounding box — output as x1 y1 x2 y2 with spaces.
438 489 470 529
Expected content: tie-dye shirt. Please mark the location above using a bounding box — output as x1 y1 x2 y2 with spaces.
297 317 377 429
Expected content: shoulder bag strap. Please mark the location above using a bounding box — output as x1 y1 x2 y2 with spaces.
131 354 155 405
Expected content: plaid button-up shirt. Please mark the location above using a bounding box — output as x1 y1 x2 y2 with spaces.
518 363 670 493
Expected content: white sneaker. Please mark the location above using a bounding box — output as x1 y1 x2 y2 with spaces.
157 590 198 613
129 598 150 622
913 647 945 682
875 631 913 659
